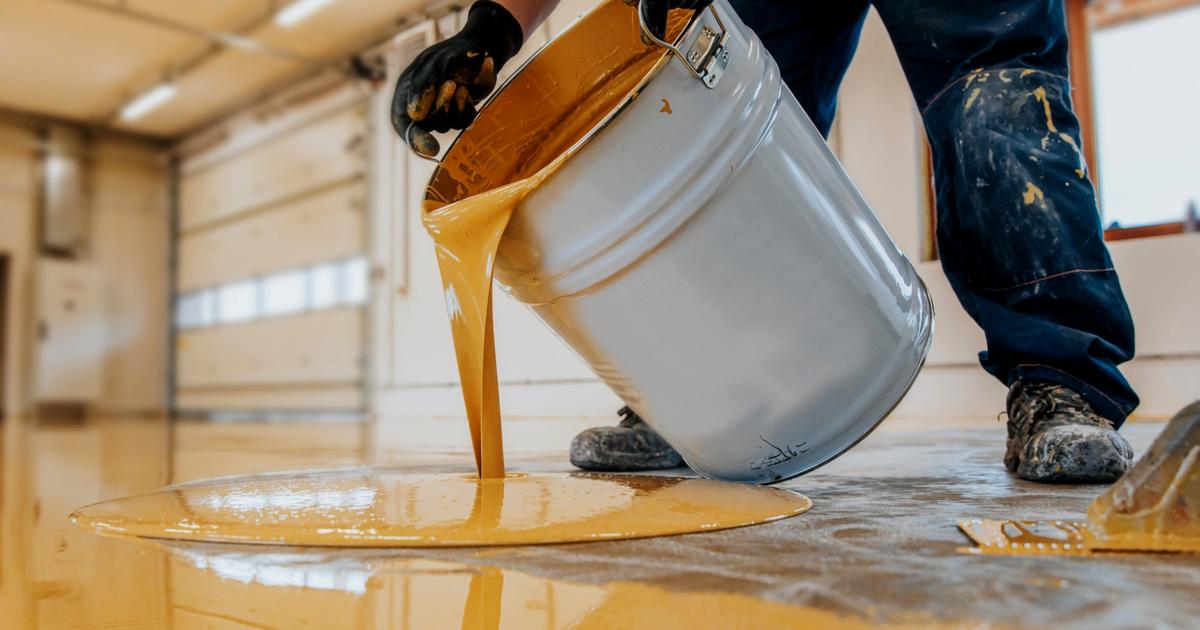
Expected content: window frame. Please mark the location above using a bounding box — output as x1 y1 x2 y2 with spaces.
1089 0 1200 239
923 0 1199 259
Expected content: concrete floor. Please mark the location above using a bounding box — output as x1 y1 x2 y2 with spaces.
2 417 1198 628
386 423 1200 628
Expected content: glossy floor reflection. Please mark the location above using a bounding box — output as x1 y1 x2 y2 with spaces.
2 414 1199 628
150 541 953 628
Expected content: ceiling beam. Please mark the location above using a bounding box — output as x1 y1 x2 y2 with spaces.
55 0 323 65
48 0 451 136
53 0 343 126
168 5 459 139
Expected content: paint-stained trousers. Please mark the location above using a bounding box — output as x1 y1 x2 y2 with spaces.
729 0 1139 424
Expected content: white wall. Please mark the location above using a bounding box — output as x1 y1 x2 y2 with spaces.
835 12 1199 421
833 11 929 262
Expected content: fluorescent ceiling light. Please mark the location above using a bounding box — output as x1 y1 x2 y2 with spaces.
275 0 336 27
119 83 177 121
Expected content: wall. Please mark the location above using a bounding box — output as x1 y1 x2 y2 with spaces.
0 126 170 417
89 139 171 414
38 130 170 415
835 11 1199 421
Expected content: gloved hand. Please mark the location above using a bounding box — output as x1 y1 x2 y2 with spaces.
391 0 524 157
623 0 714 43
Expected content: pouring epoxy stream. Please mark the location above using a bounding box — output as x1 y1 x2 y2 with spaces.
393 0 1139 484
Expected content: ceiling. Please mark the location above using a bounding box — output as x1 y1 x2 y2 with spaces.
10 0 1189 141
0 0 428 138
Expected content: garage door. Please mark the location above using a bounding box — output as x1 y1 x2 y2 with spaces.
173 85 369 414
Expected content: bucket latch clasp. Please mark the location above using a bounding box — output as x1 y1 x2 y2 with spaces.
637 2 730 89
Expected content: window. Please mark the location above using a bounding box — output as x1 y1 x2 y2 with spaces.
341 256 369 305
1092 4 1200 231
262 270 308 317
175 256 370 331
216 280 258 324
176 290 214 330
923 0 1200 251
309 262 340 309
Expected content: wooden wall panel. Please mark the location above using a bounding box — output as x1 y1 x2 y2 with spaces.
179 105 367 232
178 180 365 291
175 306 363 389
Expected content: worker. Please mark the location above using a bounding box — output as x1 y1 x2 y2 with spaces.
391 0 1139 483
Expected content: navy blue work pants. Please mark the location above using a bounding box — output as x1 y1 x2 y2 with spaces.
729 0 1138 424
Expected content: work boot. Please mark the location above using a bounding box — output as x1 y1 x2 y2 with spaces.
569 406 684 471
1005 380 1134 483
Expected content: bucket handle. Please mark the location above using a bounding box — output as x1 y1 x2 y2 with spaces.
636 0 730 89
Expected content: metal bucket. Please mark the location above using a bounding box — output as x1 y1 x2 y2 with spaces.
425 0 934 483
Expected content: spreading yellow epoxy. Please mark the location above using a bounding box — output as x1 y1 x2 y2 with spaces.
70 470 811 547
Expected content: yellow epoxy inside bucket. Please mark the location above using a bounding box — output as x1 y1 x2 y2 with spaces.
70 471 812 547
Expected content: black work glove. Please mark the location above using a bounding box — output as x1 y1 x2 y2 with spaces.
391 0 523 157
623 0 714 42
